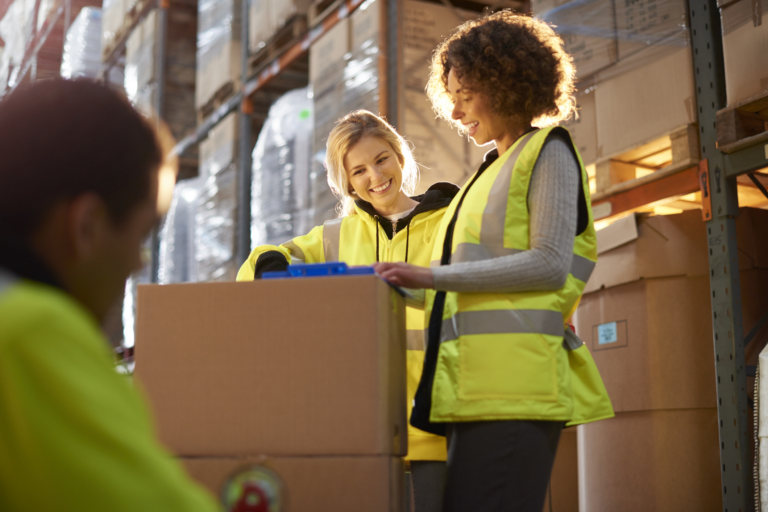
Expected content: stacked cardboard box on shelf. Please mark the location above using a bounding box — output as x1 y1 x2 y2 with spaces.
196 0 241 111
121 0 197 147
308 13 349 225
248 0 312 53
401 0 487 191
720 0 768 106
134 276 407 511
534 0 696 167
572 208 768 511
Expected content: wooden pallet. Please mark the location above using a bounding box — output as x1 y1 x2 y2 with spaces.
716 90 768 154
247 14 308 77
197 80 237 123
308 0 344 26
594 124 701 196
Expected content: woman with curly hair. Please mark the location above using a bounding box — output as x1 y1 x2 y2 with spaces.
374 11 613 511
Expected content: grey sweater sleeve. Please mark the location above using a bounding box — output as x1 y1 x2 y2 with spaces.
431 136 579 293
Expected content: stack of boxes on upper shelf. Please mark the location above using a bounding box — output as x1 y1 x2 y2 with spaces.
572 208 768 511
307 0 487 226
720 0 768 107
534 0 699 195
121 0 197 147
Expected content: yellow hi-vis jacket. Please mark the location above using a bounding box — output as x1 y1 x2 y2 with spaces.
0 269 218 512
414 128 614 431
237 184 459 461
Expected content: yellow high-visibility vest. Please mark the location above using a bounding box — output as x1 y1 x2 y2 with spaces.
421 127 614 426
238 196 453 460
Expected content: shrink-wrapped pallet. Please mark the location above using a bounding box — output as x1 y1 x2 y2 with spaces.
251 87 313 248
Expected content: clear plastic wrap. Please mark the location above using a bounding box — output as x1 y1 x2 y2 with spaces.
61 7 123 83
250 87 313 248
249 0 312 53
0 0 36 89
158 178 202 284
124 9 157 112
122 239 153 348
194 166 238 281
194 112 238 282
196 0 240 108
534 0 690 82
309 17 349 225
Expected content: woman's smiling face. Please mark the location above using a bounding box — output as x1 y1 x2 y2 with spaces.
344 135 410 216
447 68 506 147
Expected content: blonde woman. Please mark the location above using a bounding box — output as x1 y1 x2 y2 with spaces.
237 110 459 512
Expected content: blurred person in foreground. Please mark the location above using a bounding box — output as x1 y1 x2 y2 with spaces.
0 79 218 511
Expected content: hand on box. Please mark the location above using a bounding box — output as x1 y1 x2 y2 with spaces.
373 262 434 290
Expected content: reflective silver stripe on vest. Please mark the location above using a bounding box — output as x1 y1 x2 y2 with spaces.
406 329 425 351
0 269 18 297
282 240 306 264
322 218 343 262
438 309 564 344
478 131 538 250
570 254 596 283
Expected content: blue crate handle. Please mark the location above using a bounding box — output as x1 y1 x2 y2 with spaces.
262 262 375 279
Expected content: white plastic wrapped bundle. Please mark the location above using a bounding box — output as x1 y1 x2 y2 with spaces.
158 178 202 284
0 0 36 90
251 87 313 249
61 8 119 81
195 167 237 281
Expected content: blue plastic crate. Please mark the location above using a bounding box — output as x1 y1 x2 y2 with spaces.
262 262 375 279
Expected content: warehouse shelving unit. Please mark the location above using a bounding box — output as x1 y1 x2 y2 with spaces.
1 0 73 94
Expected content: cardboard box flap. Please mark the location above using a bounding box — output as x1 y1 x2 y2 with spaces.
585 210 709 293
596 213 638 254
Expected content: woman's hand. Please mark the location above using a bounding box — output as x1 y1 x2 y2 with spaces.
373 262 435 289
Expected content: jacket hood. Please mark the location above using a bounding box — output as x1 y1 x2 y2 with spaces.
354 182 460 239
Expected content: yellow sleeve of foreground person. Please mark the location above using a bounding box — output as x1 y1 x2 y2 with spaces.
237 225 326 281
0 281 219 512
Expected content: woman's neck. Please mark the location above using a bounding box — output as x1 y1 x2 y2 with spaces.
374 193 418 218
495 122 531 156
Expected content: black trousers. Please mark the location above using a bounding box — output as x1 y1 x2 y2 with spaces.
443 420 563 512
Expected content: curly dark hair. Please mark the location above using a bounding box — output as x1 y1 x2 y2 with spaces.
427 11 576 130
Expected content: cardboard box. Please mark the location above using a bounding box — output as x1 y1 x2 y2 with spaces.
182 455 403 512
542 428 578 512
575 275 718 412
578 409 722 512
196 0 241 108
533 0 618 80
309 17 349 84
562 90 598 166
721 0 768 106
614 0 689 60
135 276 407 457
574 209 768 413
199 111 238 179
595 46 696 159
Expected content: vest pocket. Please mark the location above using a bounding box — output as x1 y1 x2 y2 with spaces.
457 333 559 401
